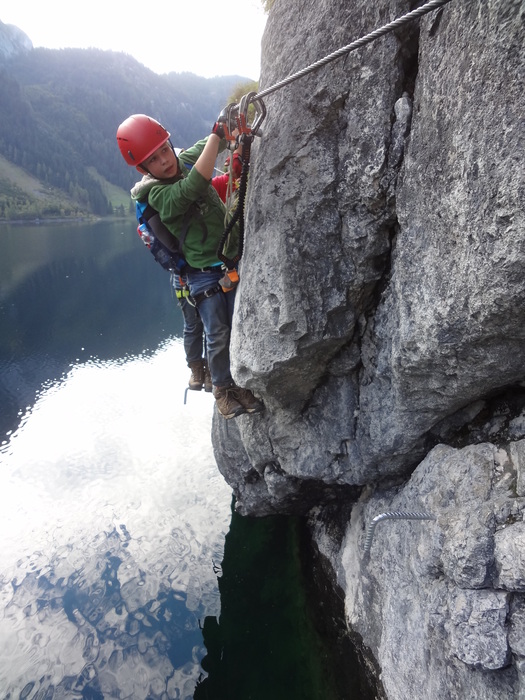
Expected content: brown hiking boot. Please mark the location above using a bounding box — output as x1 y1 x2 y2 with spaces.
212 385 246 419
188 360 205 391
229 385 264 414
203 360 213 393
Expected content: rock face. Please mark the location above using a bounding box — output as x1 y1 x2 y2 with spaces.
0 21 32 62
338 442 525 699
212 0 525 697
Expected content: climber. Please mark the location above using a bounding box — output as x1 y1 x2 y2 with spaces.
172 147 211 393
116 113 263 419
136 145 243 395
175 153 243 394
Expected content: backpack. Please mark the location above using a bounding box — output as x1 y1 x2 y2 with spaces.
135 200 187 274
135 152 214 275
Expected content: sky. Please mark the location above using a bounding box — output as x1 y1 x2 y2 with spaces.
1 0 268 80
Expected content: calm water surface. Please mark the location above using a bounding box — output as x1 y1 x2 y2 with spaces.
0 221 232 697
0 221 362 700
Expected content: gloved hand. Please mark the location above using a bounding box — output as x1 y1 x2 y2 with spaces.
211 117 226 139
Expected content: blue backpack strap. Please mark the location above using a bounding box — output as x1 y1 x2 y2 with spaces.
136 200 186 273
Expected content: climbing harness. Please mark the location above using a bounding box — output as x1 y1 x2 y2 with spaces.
217 0 455 268
363 511 435 557
190 283 223 307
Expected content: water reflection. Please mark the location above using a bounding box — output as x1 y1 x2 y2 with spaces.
0 340 232 698
0 221 364 699
195 512 362 700
0 221 183 440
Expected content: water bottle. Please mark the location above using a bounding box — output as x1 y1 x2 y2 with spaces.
137 223 154 248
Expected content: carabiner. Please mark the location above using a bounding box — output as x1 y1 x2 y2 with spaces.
218 102 240 144
238 91 266 137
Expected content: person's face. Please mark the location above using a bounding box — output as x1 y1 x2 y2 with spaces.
141 141 179 179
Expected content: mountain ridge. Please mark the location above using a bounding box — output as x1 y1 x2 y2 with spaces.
0 22 250 220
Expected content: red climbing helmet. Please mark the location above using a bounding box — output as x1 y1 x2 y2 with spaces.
116 114 171 169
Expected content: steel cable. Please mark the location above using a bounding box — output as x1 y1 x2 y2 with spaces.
255 0 455 101
226 0 455 266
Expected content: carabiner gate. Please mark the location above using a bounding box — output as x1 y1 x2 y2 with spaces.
238 91 266 137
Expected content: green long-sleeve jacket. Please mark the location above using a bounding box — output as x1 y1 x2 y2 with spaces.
130 137 238 269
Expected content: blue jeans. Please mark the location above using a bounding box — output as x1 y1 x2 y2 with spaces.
178 296 205 364
185 268 236 387
173 275 205 364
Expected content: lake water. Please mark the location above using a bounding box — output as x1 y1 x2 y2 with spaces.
0 220 366 699
0 220 233 698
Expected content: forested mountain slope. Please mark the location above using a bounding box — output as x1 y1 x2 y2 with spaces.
0 21 249 219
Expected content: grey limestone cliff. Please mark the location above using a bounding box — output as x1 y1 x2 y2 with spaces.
212 0 525 697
